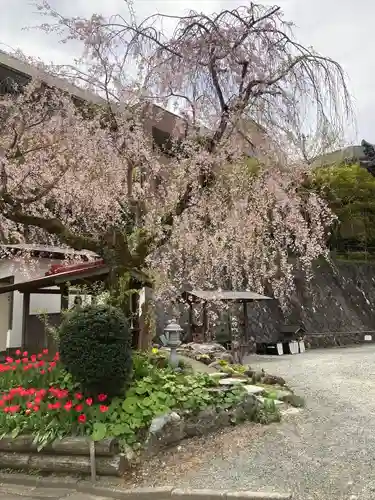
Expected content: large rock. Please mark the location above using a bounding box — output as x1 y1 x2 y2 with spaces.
177 342 229 364
185 408 218 437
262 374 286 386
146 411 185 455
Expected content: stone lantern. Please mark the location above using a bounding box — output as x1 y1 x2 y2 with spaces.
164 318 183 367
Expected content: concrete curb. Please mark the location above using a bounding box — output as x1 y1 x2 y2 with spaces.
0 472 292 499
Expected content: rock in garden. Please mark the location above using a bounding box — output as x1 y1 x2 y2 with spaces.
251 370 264 383
208 372 228 379
217 352 234 363
219 377 247 385
185 407 218 437
275 390 293 400
177 342 228 363
261 374 286 386
243 367 255 377
146 411 185 454
240 394 259 417
242 384 264 395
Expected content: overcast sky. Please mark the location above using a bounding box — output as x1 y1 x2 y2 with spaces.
0 0 372 144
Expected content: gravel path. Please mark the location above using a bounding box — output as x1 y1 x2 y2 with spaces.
124 345 375 500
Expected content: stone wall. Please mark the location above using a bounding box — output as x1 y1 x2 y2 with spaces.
156 260 375 349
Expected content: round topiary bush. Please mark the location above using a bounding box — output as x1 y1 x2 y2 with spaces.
59 304 132 399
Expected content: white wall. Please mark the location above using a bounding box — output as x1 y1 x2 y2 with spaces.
0 257 62 347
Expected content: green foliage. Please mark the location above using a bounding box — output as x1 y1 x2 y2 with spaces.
256 399 281 424
59 304 132 399
99 367 247 445
309 163 375 251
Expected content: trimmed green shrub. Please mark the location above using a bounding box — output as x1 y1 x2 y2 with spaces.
58 304 132 399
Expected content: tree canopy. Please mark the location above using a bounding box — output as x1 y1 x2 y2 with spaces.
309 163 375 252
0 2 353 303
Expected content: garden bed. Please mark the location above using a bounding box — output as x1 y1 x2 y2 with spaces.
0 346 288 476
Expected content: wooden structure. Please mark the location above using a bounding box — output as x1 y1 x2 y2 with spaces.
0 260 148 353
256 323 306 356
180 289 273 360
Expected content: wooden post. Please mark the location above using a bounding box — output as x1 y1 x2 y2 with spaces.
188 302 193 341
243 301 249 344
21 292 30 348
60 284 69 311
89 440 96 482
202 301 208 342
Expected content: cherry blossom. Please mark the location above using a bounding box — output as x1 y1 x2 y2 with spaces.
0 2 353 308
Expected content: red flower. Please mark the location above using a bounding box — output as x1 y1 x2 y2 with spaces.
21 357 28 364
37 360 45 367
64 401 73 411
78 414 87 423
5 356 13 363
34 397 42 405
99 405 109 413
26 402 33 409
49 361 56 368
31 355 37 362
3 407 9 413
8 405 20 413
54 352 60 361
15 349 21 356
15 359 21 364
75 393 83 400
0 400 5 407
37 389 47 398
40 370 45 375
98 394 107 402
48 367 53 372
22 351 28 357
75 404 83 412
42 349 49 355
85 397 93 406
48 402 61 410
33 405 40 412
37 353 43 359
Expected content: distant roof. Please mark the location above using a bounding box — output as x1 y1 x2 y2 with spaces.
182 290 273 302
0 244 97 258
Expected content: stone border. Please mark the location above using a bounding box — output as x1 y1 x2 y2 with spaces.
0 472 292 499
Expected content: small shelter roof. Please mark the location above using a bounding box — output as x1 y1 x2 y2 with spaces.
181 289 273 303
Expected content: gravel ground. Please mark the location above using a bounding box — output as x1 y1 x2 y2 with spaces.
122 345 375 500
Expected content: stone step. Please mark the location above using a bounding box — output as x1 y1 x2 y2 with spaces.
242 384 265 395
218 377 248 385
209 372 229 379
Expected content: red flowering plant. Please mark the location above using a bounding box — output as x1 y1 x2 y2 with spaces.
0 349 113 449
0 349 62 392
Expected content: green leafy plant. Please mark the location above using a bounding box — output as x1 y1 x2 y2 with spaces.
59 304 132 399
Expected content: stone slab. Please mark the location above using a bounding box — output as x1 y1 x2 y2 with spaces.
242 385 264 395
256 396 284 406
209 372 228 379
219 378 247 385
